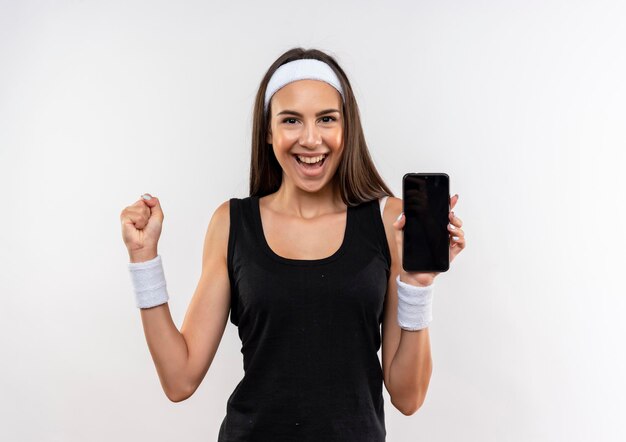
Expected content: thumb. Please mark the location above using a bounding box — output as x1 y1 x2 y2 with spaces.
392 211 405 230
141 193 164 221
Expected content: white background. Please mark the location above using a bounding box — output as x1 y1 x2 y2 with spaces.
1 0 625 441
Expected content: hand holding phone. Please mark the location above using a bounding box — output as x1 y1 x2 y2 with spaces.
402 173 450 273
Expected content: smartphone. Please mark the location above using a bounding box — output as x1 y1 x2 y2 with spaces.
402 173 450 272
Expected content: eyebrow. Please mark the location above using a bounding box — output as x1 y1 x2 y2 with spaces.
276 108 341 117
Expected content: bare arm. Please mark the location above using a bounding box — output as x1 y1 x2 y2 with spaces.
380 197 433 415
133 200 232 402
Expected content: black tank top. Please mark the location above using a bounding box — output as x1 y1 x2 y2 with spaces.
218 195 391 442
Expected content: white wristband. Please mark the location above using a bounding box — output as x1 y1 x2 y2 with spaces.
128 254 169 309
396 274 434 331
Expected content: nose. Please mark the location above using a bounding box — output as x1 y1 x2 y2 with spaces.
298 120 322 149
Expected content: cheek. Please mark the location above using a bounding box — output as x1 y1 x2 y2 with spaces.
332 129 343 149
273 130 297 147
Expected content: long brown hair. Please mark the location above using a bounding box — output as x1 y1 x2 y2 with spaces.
249 47 394 206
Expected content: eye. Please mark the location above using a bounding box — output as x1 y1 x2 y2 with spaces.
281 116 337 124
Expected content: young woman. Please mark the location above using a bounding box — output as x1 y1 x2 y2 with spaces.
120 47 465 441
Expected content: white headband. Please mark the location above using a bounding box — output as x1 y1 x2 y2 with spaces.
264 59 345 113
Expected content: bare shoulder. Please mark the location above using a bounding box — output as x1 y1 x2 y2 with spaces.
381 196 403 258
212 198 231 223
381 196 402 228
203 199 231 265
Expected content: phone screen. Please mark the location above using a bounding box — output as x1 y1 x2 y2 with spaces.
402 173 450 272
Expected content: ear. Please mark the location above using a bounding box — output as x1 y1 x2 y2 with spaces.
266 127 272 144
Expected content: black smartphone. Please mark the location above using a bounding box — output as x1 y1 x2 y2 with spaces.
402 173 450 272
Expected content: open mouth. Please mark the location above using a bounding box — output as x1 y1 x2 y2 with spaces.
293 154 327 170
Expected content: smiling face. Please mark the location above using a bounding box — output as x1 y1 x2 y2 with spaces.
266 79 344 194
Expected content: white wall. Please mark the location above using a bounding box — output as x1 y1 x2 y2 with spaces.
1 0 624 441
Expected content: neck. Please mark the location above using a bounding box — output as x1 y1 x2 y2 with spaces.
268 179 344 219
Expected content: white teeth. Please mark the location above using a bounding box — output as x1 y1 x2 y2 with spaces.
296 154 326 164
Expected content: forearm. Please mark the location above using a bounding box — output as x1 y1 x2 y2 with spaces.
389 274 434 414
389 327 432 413
139 303 191 401
130 249 190 401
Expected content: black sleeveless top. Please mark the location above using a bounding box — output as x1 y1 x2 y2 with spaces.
218 195 392 442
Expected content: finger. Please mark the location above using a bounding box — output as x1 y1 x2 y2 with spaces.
449 193 459 210
127 205 151 220
449 211 463 228
131 199 147 208
123 208 148 230
447 223 464 237
453 214 463 228
392 212 405 229
132 198 152 219
451 239 465 253
450 233 466 248
142 195 164 221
